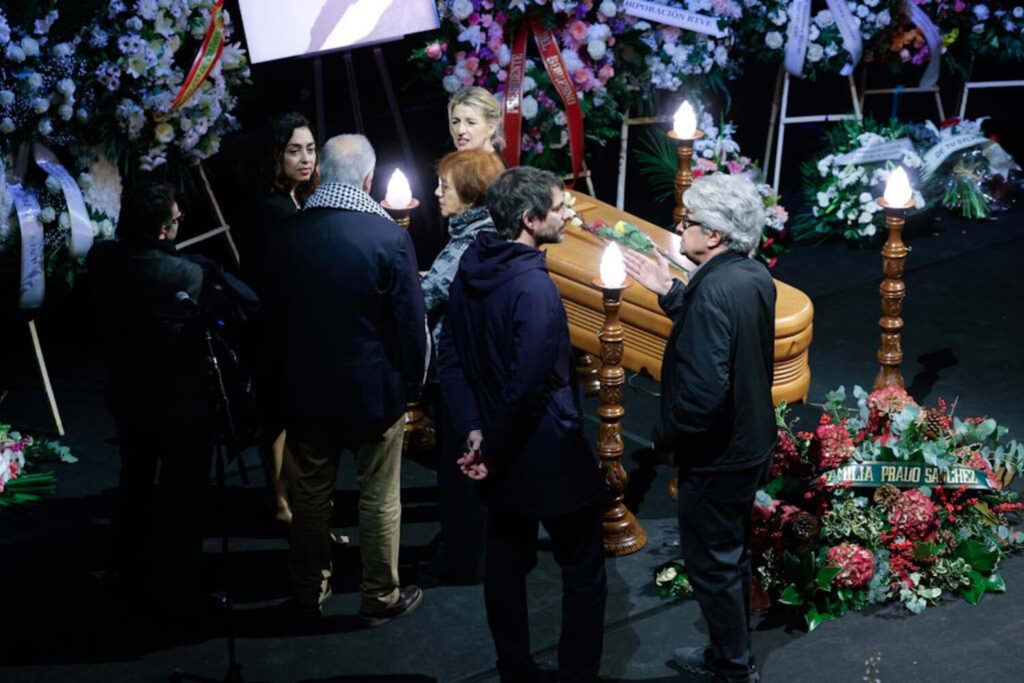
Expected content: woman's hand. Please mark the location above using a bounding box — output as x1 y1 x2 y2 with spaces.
457 429 489 480
623 249 674 297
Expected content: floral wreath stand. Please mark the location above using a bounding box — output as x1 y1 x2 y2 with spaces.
764 66 863 192
858 64 945 123
957 58 1024 119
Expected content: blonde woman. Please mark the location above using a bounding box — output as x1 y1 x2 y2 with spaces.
447 86 505 158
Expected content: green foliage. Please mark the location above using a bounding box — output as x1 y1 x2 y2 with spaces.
634 129 679 204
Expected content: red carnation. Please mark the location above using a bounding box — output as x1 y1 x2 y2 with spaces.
826 543 875 588
770 429 800 477
806 424 855 470
888 488 936 540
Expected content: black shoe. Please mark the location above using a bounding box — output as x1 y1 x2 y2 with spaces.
498 661 559 683
358 585 423 627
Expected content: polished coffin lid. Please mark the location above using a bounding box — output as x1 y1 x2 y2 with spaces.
542 191 814 404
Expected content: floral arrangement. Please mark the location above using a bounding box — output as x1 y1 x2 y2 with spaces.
634 108 789 267
739 0 900 81
639 4 741 96
655 386 1024 629
1 414 77 510
410 1 652 171
913 117 1020 220
796 118 926 242
866 1 966 73
1 1 249 297
967 2 1024 61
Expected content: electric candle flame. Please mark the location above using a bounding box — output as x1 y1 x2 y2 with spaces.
673 101 697 139
599 242 626 288
385 168 412 209
883 167 912 207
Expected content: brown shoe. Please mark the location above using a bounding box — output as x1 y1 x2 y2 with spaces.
358 585 423 627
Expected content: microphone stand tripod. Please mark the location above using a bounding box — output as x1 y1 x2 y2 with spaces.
172 316 248 683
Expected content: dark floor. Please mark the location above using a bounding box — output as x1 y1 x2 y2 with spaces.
1 202 1023 682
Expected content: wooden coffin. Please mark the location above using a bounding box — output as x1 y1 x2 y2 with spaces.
542 191 814 405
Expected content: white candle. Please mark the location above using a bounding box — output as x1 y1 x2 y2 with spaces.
883 167 912 207
385 168 412 209
600 242 626 288
673 101 697 139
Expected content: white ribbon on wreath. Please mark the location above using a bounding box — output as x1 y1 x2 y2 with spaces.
905 1 941 89
33 143 93 259
7 179 45 310
621 0 729 38
785 0 863 78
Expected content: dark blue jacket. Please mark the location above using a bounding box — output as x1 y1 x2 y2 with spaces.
656 250 777 472
438 232 603 517
264 207 426 447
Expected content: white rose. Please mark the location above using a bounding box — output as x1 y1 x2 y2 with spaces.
856 4 869 18
806 44 824 62
766 31 784 50
77 173 93 190
714 44 729 68
521 95 539 120
861 224 877 237
40 207 57 223
859 192 872 203
442 74 461 93
817 191 831 208
815 10 834 28
33 97 49 114
876 10 891 27
21 36 40 57
600 1 618 17
5 44 27 63
809 25 820 41
0 117 14 134
101 219 115 238
154 121 175 143
497 43 511 67
37 118 53 136
59 211 71 229
451 0 474 21
973 5 990 21
45 175 62 193
57 78 75 96
0 89 14 105
90 221 101 237
27 72 43 90
1014 7 1023 19
770 9 788 26
522 76 537 93
587 39 607 61
58 104 73 120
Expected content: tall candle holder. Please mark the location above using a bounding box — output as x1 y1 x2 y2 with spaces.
874 168 915 390
667 129 704 227
381 198 421 230
592 274 647 556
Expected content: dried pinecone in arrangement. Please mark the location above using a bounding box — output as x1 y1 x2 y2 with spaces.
788 512 821 543
874 484 901 510
920 409 947 440
934 529 958 556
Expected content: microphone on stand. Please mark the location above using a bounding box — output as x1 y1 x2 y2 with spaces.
176 290 200 309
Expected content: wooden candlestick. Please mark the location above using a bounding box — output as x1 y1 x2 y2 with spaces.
575 350 601 397
592 276 647 556
381 198 421 230
667 129 704 227
873 197 915 390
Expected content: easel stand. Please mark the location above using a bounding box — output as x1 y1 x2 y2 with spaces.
615 111 673 210
959 80 1024 118
26 316 65 436
174 164 241 269
764 68 862 193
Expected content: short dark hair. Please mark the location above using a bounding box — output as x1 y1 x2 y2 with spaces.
116 179 176 242
485 166 563 240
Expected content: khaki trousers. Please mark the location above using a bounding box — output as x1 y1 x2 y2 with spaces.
286 416 404 611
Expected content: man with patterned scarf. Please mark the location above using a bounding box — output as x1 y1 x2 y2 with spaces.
264 134 427 624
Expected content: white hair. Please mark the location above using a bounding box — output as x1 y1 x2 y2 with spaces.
683 174 763 255
319 134 376 186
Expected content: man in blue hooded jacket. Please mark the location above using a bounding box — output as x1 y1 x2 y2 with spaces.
438 166 607 682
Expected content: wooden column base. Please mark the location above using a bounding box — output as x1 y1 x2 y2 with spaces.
402 402 435 453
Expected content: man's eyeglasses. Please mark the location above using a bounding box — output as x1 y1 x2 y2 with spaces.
681 213 701 231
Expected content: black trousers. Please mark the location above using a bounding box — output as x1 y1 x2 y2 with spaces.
432 388 488 584
112 415 213 599
678 460 769 683
484 503 607 683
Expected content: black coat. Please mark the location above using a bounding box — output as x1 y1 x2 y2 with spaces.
87 239 209 421
656 250 777 472
263 206 427 446
438 232 603 518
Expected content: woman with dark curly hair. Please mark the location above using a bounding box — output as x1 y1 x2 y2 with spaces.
249 112 319 525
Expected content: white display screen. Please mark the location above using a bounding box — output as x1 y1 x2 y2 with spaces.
238 0 440 64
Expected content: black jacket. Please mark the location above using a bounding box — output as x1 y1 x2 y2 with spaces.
87 239 209 421
264 206 426 446
438 232 603 517
656 250 777 472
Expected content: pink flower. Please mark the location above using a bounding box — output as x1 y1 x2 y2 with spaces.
569 21 588 42
807 424 855 470
465 56 480 74
696 158 717 172
425 43 443 60
826 543 874 588
954 1 966 10
772 205 789 223
725 160 746 175
888 489 936 540
497 69 507 82
460 74 474 86
598 64 615 82
573 67 594 86
481 14 493 28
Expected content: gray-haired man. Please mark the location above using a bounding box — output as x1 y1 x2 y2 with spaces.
265 134 427 624
625 173 776 683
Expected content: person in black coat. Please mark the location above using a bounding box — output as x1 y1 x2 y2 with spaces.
244 112 320 526
625 173 777 683
438 166 607 683
263 134 427 623
88 180 213 612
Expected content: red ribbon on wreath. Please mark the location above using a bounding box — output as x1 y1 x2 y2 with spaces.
502 16 585 187
154 0 226 123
